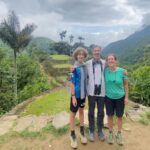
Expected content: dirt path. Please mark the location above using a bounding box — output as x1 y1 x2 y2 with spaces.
0 120 150 150
51 121 150 150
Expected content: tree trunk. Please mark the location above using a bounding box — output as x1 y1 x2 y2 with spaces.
13 50 17 103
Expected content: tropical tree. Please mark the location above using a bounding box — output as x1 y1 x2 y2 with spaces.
0 11 36 102
68 34 74 57
52 41 71 55
78 36 84 43
72 42 85 50
69 34 74 44
59 30 67 41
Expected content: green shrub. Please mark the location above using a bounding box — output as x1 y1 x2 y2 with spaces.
0 93 14 115
18 77 49 102
0 47 51 114
0 53 14 114
130 66 150 106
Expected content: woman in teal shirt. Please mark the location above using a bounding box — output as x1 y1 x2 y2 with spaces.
105 54 128 145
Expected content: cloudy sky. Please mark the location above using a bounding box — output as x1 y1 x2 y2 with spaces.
0 0 150 47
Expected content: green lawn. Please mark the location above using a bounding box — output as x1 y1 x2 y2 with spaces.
22 88 70 116
49 78 62 89
53 64 72 69
56 76 68 82
50 55 71 61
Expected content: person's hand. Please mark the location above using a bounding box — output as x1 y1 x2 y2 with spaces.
124 70 128 75
72 96 77 107
70 66 75 73
124 98 128 105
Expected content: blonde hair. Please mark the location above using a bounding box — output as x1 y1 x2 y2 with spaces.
73 47 88 60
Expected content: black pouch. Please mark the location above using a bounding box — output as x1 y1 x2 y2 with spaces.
94 84 101 95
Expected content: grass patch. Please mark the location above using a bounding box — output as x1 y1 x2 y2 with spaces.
43 124 69 137
19 129 45 139
0 132 19 144
51 55 71 61
146 111 150 120
53 64 72 69
0 124 69 144
0 131 44 144
49 78 62 89
139 111 150 125
22 88 70 116
124 105 129 113
139 115 149 125
56 76 68 83
75 118 80 126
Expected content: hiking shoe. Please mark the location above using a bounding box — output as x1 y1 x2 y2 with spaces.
107 131 114 144
98 130 105 141
116 132 124 145
79 132 87 144
89 131 94 142
70 134 78 149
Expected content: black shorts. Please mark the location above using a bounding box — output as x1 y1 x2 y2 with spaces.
105 96 125 117
70 97 85 113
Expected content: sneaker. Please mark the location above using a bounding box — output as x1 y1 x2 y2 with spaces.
79 132 87 144
70 134 78 149
116 132 124 145
107 131 114 144
98 130 105 141
89 131 94 142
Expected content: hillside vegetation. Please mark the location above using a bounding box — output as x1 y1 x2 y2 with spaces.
103 26 150 64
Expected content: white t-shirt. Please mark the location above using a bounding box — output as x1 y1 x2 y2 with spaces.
94 64 101 85
86 59 105 97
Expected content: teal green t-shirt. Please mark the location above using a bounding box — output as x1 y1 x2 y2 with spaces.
105 67 128 99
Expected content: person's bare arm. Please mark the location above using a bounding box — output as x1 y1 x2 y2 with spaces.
123 70 129 105
124 70 128 75
70 82 77 107
70 66 75 73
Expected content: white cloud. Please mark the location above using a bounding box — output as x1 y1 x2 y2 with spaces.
112 0 142 25
78 26 138 47
19 12 73 41
141 13 150 27
0 0 150 46
0 1 8 21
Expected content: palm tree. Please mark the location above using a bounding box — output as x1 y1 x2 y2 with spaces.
68 34 74 58
0 11 36 102
78 36 84 43
59 30 67 41
69 34 74 44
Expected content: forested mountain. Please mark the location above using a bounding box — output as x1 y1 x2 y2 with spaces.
102 25 150 64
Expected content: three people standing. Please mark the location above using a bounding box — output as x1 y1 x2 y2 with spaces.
69 47 128 148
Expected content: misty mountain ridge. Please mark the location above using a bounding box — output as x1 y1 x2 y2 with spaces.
102 25 150 64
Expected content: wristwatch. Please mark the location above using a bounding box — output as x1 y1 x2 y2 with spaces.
71 94 75 97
